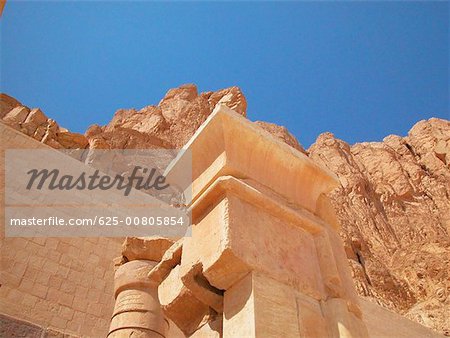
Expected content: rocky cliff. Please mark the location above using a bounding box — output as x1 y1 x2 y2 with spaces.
309 120 450 336
1 85 448 335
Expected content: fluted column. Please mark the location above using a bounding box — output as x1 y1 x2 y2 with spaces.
108 260 168 338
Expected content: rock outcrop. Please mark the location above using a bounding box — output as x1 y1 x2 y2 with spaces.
0 94 88 149
255 121 307 154
1 85 448 335
86 84 247 149
309 119 450 336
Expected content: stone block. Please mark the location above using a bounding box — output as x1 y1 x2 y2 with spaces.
158 265 211 336
325 228 361 313
3 106 30 129
122 236 174 262
190 316 223 338
313 230 345 299
296 294 329 338
321 298 369 338
21 108 48 136
148 239 183 284
224 272 301 338
182 181 324 299
166 105 338 217
179 262 223 313
223 273 255 338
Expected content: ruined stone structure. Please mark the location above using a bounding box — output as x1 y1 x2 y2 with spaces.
1 85 448 337
106 105 443 338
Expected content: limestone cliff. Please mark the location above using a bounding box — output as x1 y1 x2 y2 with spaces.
309 119 450 336
1 85 448 335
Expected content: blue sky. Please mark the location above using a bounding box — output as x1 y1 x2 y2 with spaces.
1 1 448 148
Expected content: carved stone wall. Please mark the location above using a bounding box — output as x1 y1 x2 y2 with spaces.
0 123 121 336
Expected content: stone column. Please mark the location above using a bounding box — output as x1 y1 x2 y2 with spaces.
108 260 168 338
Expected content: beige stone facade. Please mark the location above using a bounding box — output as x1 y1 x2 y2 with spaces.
0 105 445 337
0 123 121 336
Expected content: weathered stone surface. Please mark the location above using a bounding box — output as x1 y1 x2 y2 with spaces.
148 239 183 284
255 120 306 154
1 95 88 149
149 238 224 336
223 272 300 338
109 260 167 338
206 86 247 116
179 263 224 314
308 118 450 335
84 84 247 149
0 313 44 338
2 87 449 336
3 106 30 128
160 108 370 337
122 237 174 262
321 297 369 338
223 272 337 338
0 93 21 118
158 265 212 336
56 131 89 149
0 313 79 338
21 108 48 136
167 105 338 215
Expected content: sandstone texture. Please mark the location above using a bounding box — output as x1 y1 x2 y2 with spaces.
1 124 122 337
255 120 306 154
1 85 448 335
308 119 450 336
86 84 247 150
0 94 88 149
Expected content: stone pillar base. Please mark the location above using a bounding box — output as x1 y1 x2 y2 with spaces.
108 260 168 338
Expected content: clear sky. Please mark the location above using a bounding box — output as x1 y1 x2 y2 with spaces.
1 1 448 148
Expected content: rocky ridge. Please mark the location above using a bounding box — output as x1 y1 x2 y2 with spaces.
85 84 247 150
0 93 88 149
1 85 448 335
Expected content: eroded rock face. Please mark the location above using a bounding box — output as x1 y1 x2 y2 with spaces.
0 93 21 118
88 84 247 149
309 118 450 336
1 87 448 335
0 96 88 149
0 85 247 151
255 120 306 154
